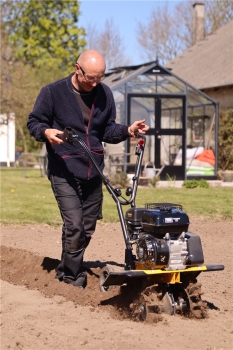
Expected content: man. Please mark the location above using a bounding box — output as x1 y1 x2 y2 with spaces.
27 50 149 288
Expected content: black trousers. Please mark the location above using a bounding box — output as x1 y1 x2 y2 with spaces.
49 174 103 284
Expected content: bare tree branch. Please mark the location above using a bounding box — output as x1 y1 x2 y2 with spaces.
136 0 233 64
85 18 131 71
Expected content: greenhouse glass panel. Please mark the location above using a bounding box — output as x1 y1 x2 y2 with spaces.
161 135 183 166
161 98 183 129
186 104 216 177
129 97 155 128
105 62 218 179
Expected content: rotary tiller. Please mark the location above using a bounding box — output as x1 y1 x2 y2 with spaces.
61 127 224 320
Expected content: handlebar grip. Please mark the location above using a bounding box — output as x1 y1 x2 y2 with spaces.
57 127 76 143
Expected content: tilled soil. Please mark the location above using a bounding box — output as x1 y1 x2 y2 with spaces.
1 218 233 350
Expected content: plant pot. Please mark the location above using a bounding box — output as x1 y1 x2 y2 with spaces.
222 172 233 182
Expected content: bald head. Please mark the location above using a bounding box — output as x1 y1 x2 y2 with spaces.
72 50 106 91
78 50 106 73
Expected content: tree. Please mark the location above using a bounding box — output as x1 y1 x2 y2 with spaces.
218 109 233 171
137 0 233 64
205 0 233 34
1 0 86 153
2 0 86 71
136 3 187 64
85 19 131 71
1 32 61 153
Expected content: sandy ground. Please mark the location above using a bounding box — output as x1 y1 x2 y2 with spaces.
1 217 233 350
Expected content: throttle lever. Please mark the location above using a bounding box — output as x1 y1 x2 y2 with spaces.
57 127 76 143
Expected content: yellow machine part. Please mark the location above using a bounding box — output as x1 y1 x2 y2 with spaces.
134 262 208 284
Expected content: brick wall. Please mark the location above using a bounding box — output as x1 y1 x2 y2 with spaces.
202 86 233 110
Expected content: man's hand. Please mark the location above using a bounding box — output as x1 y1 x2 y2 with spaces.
44 129 64 145
128 119 149 137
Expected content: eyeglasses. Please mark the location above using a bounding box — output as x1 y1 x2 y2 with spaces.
76 63 105 82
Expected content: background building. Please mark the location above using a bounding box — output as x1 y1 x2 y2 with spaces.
103 5 233 180
0 113 15 167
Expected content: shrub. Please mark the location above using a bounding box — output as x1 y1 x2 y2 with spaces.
109 171 129 188
198 179 210 188
183 179 209 188
149 176 160 187
218 108 233 171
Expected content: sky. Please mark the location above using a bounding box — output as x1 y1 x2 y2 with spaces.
79 0 182 66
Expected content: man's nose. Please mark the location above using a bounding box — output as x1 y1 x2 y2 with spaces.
91 81 98 86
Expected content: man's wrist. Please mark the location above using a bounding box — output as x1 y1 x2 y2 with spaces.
42 127 49 140
128 126 135 137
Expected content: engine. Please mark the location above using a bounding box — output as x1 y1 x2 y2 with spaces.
125 203 204 270
136 231 189 270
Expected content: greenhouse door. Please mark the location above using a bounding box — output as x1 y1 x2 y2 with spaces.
128 94 186 180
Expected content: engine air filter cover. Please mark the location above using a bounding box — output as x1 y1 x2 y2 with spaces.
125 207 145 226
141 203 190 236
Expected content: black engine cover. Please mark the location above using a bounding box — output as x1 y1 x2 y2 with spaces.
125 207 146 230
185 231 204 266
141 204 189 236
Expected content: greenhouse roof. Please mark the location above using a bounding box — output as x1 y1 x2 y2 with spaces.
103 62 217 111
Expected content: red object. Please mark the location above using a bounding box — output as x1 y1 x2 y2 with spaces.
195 149 215 165
137 139 144 149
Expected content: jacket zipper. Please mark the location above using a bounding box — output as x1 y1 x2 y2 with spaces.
86 96 97 179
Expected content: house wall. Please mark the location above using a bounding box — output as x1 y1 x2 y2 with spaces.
201 85 233 110
0 113 15 167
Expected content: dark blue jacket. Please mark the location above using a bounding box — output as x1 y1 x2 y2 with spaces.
27 74 129 179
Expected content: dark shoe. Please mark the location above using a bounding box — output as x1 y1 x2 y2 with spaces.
85 236 91 248
63 272 87 289
55 273 64 282
55 263 64 281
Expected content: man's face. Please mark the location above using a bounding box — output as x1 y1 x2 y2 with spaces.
75 63 105 92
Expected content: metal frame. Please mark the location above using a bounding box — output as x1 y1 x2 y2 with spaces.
103 61 218 180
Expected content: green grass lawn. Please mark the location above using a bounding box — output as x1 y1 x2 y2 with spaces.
1 168 233 225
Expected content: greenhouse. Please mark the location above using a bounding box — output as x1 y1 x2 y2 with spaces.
103 61 218 180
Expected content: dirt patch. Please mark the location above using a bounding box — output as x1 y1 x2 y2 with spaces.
1 218 233 349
